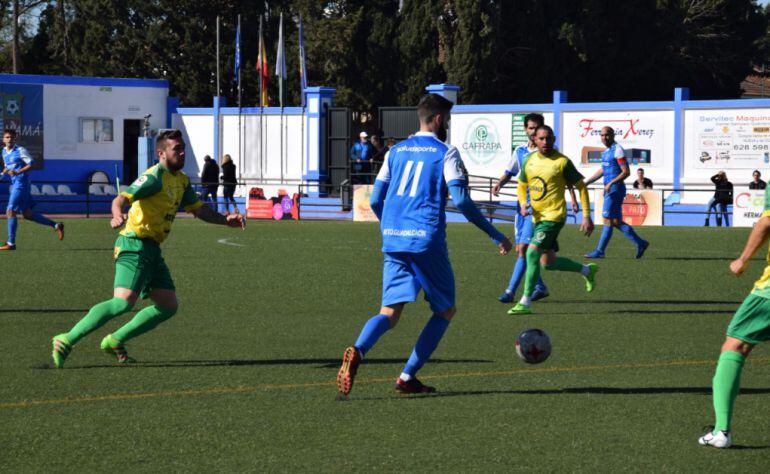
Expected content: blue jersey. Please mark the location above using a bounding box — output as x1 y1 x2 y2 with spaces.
601 143 627 194
2 145 33 189
375 132 466 253
505 144 537 209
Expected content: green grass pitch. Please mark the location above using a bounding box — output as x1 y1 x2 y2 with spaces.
2 218 769 470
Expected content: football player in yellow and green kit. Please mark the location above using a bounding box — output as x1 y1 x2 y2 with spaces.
508 125 598 315
698 185 770 448
51 129 245 368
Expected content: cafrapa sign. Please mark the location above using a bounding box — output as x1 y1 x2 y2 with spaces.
450 113 512 177
562 110 673 172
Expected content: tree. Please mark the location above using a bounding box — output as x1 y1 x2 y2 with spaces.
397 0 446 105
438 0 500 103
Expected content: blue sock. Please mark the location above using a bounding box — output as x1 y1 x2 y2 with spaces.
403 315 450 377
535 276 548 293
7 216 17 244
28 212 56 228
506 256 527 293
354 314 391 356
618 222 644 246
596 225 613 253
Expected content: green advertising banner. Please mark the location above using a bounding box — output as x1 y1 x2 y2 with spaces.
511 113 529 150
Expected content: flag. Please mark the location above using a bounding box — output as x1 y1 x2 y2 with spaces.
257 16 270 107
276 12 287 107
298 14 308 107
275 13 287 79
234 20 241 87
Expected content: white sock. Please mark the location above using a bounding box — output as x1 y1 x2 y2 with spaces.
519 296 532 306
581 265 591 276
399 372 412 382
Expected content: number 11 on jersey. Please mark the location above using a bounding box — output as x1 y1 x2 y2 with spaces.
396 160 424 197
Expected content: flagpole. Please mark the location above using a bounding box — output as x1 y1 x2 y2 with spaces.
216 16 220 100
237 14 243 188
258 16 264 110
215 15 221 172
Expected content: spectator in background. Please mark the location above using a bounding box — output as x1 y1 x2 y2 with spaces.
387 137 397 149
632 168 653 189
200 155 219 204
749 170 766 190
370 135 387 175
350 131 374 184
221 154 238 214
705 171 733 227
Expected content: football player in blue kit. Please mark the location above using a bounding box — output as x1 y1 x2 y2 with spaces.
336 94 512 396
584 127 648 259
1 128 63 250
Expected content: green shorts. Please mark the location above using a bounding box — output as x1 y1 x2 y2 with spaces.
529 220 564 252
726 293 770 344
113 235 175 299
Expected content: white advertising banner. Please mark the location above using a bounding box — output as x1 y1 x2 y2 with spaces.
732 186 766 227
450 113 513 179
561 110 674 184
684 109 770 181
450 112 554 195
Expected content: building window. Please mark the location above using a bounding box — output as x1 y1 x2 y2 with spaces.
79 118 113 143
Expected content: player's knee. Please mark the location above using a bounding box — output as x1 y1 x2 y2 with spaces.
542 261 557 271
6 208 14 218
721 337 753 356
110 297 134 314
438 307 456 321
157 305 178 319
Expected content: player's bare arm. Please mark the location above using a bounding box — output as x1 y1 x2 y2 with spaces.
584 168 603 186
192 204 246 229
492 173 511 196
7 162 32 177
517 180 529 217
575 180 593 236
730 216 770 276
568 185 579 214
110 194 129 229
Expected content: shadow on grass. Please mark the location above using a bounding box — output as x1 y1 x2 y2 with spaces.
652 257 734 261
543 300 741 305
359 386 770 400
609 309 734 315
39 357 494 370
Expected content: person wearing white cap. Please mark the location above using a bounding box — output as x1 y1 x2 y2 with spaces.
350 131 375 184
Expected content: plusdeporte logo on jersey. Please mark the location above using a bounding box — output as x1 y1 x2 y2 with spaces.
462 118 502 165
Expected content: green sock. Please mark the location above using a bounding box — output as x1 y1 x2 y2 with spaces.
522 247 541 297
545 257 584 273
713 350 746 432
112 305 177 343
67 298 133 344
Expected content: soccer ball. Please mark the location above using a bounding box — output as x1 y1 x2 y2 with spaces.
515 328 551 364
5 99 19 115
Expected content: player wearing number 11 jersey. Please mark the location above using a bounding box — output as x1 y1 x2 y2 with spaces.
336 94 512 396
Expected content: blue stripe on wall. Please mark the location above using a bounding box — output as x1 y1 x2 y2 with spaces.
31 159 123 192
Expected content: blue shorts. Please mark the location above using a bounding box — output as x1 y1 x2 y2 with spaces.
381 249 455 313
515 213 534 245
7 186 32 212
603 191 625 219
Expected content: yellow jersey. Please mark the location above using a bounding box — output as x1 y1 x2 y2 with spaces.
518 151 584 223
752 199 770 297
119 164 203 244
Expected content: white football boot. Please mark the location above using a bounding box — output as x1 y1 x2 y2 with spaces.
698 429 732 448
